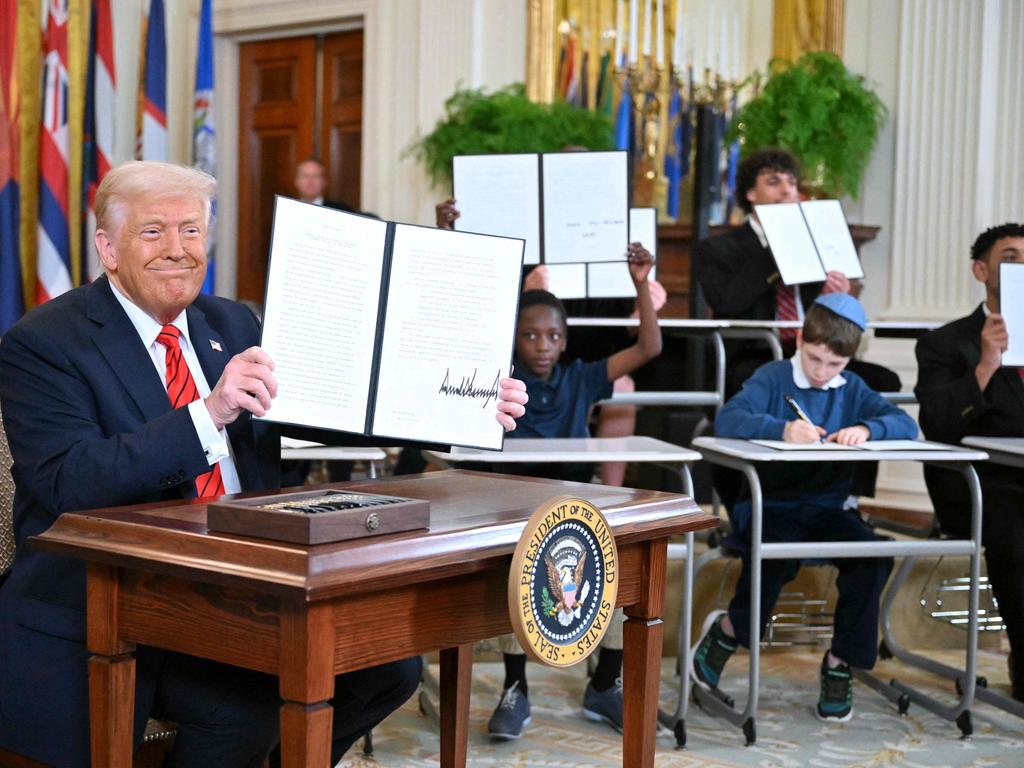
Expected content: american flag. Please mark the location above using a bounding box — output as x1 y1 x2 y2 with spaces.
37 0 73 304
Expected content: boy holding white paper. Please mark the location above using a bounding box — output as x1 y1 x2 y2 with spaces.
486 245 662 740
695 293 917 722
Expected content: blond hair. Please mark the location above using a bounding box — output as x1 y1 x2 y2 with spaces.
95 161 216 233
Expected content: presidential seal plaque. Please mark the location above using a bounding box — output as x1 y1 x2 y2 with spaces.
509 496 618 667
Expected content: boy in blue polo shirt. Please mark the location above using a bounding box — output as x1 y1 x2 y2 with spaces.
693 293 918 722
487 244 662 740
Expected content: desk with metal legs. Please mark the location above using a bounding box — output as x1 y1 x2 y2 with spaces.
689 437 987 744
955 436 1024 718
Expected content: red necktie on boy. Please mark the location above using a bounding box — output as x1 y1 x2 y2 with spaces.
157 324 225 499
775 281 800 351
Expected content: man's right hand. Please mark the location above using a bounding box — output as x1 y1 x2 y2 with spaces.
205 347 278 430
976 312 1008 391
435 198 460 230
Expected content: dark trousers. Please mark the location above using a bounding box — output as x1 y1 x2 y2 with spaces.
726 498 893 670
148 651 422 768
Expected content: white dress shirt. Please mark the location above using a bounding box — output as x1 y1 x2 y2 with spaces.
108 281 242 493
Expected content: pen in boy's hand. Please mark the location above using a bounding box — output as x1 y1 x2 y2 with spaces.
784 394 824 443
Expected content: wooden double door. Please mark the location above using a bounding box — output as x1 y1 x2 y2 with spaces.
237 30 364 303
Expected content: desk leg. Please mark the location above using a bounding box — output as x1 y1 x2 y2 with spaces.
623 539 667 768
279 602 335 768
439 643 473 768
86 563 135 768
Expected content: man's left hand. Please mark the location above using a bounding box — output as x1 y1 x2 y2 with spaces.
495 376 528 431
822 270 851 294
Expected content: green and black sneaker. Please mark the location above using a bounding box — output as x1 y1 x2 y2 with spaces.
816 651 853 722
692 610 737 689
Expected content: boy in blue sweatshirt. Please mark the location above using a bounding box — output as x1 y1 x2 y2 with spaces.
693 293 918 722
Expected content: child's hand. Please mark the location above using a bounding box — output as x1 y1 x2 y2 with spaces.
822 270 851 294
523 265 550 292
827 425 870 445
783 419 826 443
435 198 460 230
627 242 654 285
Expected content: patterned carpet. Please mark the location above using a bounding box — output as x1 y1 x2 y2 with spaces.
338 650 1024 767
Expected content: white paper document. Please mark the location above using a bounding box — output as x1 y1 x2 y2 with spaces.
750 440 859 451
754 203 828 285
546 263 588 299
453 153 541 265
800 199 864 279
587 207 659 299
1001 263 1024 366
542 151 628 265
259 198 523 450
372 225 523 450
751 439 945 452
260 197 386 434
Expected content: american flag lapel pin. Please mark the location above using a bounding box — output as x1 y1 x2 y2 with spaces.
209 340 222 352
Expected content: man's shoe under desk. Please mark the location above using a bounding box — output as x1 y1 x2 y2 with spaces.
690 436 987 745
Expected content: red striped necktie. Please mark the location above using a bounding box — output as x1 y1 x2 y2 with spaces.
775 282 800 348
157 324 225 499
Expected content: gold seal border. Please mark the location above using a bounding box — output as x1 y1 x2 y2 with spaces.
508 496 619 668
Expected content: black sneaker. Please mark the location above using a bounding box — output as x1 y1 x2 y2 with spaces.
817 651 853 722
487 682 531 740
692 610 737 688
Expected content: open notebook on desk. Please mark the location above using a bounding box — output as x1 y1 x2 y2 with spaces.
750 439 950 452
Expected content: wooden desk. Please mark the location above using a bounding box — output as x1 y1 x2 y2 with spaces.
32 470 714 768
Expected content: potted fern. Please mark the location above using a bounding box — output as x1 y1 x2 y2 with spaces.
407 83 613 190
729 52 887 199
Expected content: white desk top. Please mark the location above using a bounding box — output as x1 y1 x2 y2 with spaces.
962 436 1024 465
280 438 387 462
566 317 727 329
692 436 987 463
428 436 701 464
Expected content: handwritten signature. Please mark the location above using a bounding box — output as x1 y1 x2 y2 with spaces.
438 368 500 408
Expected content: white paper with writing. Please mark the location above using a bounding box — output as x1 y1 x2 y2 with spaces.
542 151 628 264
1001 263 1024 366
453 153 541 265
259 197 386 433
800 199 865 279
587 207 659 298
754 203 828 285
372 225 523 449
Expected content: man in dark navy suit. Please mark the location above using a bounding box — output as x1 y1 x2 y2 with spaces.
916 223 1024 702
0 161 526 767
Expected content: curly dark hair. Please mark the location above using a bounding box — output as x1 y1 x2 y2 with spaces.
736 148 801 214
970 223 1024 260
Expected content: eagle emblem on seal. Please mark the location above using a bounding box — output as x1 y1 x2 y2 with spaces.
543 537 591 627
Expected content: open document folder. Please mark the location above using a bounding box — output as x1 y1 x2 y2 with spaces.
258 196 524 450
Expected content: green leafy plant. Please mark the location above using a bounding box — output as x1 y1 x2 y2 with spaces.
728 52 887 199
407 83 613 190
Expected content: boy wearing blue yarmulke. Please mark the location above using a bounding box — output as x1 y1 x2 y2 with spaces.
693 293 918 722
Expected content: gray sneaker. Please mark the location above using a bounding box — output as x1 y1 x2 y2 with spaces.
487 682 531 740
582 678 624 732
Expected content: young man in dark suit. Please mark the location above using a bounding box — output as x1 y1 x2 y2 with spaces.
0 161 527 767
915 222 1024 702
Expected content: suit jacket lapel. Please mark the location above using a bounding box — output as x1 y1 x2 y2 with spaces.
187 303 229 389
87 277 171 423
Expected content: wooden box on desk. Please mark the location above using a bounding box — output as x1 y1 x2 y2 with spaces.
207 487 430 545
